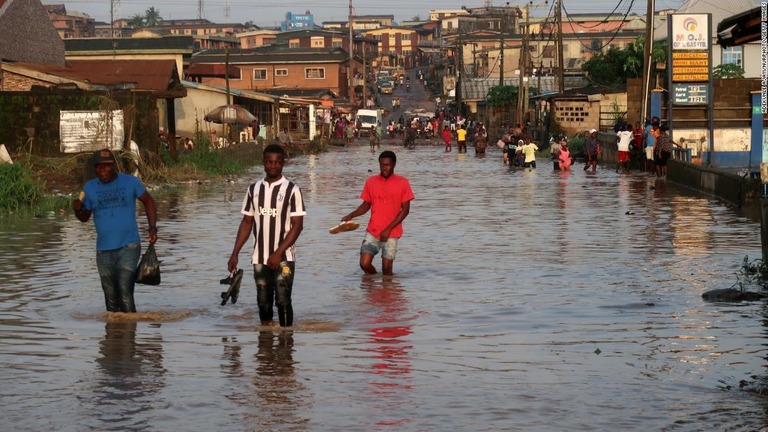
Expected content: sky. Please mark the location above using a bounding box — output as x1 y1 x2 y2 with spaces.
58 0 690 27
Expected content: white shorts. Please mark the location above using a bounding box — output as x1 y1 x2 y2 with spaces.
645 147 654 159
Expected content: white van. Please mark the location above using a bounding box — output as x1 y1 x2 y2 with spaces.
355 109 382 137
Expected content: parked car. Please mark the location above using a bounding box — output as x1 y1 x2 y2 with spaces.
378 80 394 94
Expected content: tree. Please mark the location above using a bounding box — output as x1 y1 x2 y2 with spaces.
713 63 744 79
410 15 421 22
144 7 163 27
582 36 666 87
128 14 144 29
486 85 518 106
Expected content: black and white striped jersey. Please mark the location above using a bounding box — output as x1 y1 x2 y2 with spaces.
240 177 306 264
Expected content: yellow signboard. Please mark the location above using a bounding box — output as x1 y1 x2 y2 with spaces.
673 60 710 66
672 52 708 59
673 74 709 81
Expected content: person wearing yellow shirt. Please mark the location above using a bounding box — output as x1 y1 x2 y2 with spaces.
456 125 468 153
521 141 539 168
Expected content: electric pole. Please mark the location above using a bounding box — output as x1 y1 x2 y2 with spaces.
499 11 505 86
641 0 655 123
517 3 529 127
555 0 564 93
348 0 355 104
457 33 464 117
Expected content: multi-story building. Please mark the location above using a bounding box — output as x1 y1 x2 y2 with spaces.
187 45 361 98
44 4 95 38
236 29 279 49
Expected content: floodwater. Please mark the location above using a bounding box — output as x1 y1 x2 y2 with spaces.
2 144 768 431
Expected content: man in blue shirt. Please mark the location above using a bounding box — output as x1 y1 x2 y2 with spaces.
73 149 158 312
644 116 660 173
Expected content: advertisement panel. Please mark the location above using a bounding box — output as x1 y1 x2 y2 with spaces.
59 110 124 153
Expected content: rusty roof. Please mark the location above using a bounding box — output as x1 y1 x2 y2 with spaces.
184 63 241 78
66 59 180 91
6 59 183 93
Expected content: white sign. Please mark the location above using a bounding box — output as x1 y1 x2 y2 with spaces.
671 14 709 50
59 110 124 153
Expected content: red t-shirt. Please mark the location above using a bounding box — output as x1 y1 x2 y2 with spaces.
361 173 415 239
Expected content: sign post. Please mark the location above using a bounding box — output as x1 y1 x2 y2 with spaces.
668 13 713 165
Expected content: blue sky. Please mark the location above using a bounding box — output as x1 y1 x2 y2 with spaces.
60 0 688 27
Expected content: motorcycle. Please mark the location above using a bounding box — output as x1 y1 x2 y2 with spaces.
406 83 411 93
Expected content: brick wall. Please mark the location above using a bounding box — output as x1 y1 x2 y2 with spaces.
0 72 53 92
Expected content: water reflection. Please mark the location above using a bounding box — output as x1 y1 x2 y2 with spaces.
89 321 166 431
360 275 414 428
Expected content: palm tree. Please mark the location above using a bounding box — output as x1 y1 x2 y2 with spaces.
128 13 144 29
144 7 163 28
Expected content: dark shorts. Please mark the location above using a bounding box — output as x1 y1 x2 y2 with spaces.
654 151 671 166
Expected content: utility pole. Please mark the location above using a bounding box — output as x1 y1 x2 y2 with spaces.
456 33 464 117
348 0 355 104
641 0 656 123
499 11 505 86
517 2 529 127
362 47 367 106
555 0 564 93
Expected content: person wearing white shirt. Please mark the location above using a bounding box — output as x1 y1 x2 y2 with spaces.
616 124 633 173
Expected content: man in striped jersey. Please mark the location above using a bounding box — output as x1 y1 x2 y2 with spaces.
341 150 414 276
228 144 306 327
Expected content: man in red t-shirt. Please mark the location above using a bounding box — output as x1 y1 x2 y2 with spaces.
342 150 414 275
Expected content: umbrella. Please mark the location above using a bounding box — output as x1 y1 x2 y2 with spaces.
204 104 256 126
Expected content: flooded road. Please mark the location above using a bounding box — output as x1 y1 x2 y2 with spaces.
2 144 767 431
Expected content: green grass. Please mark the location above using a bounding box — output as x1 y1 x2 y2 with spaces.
0 163 50 212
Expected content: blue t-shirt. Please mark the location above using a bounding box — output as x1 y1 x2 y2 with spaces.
644 125 656 148
83 173 146 251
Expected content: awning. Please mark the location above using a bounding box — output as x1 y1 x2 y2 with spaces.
717 6 762 47
418 47 444 54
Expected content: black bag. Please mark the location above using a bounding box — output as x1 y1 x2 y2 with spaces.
135 244 161 285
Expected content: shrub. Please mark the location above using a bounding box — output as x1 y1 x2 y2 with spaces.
0 163 47 211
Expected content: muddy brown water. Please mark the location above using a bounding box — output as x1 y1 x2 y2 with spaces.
2 143 767 431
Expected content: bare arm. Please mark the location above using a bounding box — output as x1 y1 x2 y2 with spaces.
228 215 254 272
138 191 158 245
72 199 91 222
342 201 371 222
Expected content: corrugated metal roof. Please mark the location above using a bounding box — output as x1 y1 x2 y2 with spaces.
461 76 588 100
191 48 348 65
64 36 195 53
185 63 241 77
66 59 180 91
182 80 278 103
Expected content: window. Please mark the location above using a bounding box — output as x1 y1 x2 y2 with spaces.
305 67 325 79
591 40 601 52
289 40 300 48
275 68 288 77
722 46 742 66
543 46 554 58
253 69 267 80
402 33 411 41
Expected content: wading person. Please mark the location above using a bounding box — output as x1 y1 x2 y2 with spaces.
228 144 306 327
341 150 414 276
584 129 599 173
72 149 158 313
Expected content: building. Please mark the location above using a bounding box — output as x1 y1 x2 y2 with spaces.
63 35 195 74
236 29 279 48
187 46 359 98
44 4 95 38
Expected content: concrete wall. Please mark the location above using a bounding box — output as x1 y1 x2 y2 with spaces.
667 159 762 208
